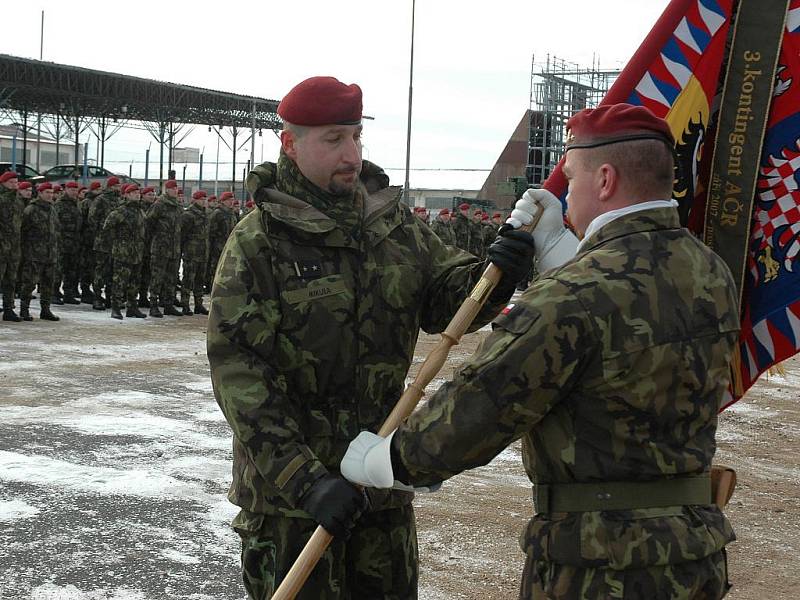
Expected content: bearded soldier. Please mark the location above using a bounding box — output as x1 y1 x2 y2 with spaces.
53 180 83 304
146 179 182 317
19 182 61 322
0 171 26 321
179 190 210 316
206 76 536 599
342 104 738 600
97 184 146 320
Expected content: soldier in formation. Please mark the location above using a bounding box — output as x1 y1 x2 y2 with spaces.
179 190 210 316
452 202 472 253
206 190 237 289
207 75 536 599
19 182 60 322
146 179 182 317
90 176 122 310
0 171 26 321
97 183 146 320
430 207 454 246
138 186 157 308
53 180 83 304
78 181 102 303
342 103 738 600
469 207 485 258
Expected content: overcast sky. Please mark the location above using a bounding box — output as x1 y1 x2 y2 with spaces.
3 0 669 189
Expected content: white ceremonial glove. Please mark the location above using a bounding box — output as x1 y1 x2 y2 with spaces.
340 430 441 493
520 188 580 271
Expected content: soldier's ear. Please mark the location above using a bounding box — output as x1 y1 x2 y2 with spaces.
281 130 298 161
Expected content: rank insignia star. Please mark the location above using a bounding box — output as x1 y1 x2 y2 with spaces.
295 260 325 280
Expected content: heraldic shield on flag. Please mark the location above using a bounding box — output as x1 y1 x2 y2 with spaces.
542 0 800 405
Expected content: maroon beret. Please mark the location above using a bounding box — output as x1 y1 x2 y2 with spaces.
220 191 234 201
278 76 362 126
52 184 62 192
439 208 450 215
141 186 156 195
89 181 102 190
107 176 120 186
0 171 18 183
458 203 471 210
18 181 32 190
37 182 53 192
192 190 207 200
566 103 674 150
245 199 255 208
123 183 140 194
64 181 79 188
164 179 178 189
493 212 502 218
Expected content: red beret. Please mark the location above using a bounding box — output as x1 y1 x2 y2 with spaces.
278 76 362 126
0 171 18 183
164 179 178 189
566 103 674 150
208 195 217 201
18 181 32 190
52 184 62 192
141 186 156 195
107 176 120 186
220 191 234 201
89 181 102 190
493 212 502 218
123 183 140 194
192 190 207 200
64 181 79 189
439 208 450 215
482 213 489 221
37 182 52 192
245 199 255 207
458 203 470 210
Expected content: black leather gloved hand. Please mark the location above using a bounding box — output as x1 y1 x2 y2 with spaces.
487 229 536 292
298 473 369 539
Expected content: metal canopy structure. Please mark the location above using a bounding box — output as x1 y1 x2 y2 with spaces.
0 53 281 129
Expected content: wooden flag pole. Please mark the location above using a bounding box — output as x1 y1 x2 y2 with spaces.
271 202 544 600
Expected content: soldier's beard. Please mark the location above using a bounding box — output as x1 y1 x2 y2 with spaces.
328 168 360 197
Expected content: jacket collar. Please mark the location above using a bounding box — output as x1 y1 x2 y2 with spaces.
574 206 682 259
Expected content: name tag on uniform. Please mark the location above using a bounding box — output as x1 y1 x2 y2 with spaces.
283 276 347 305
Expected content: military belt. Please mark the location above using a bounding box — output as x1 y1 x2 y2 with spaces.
533 476 711 513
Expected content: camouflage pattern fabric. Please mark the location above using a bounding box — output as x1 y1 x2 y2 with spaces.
89 191 120 254
451 212 472 253
111 260 141 308
521 549 730 600
429 216 454 246
468 220 485 258
150 258 179 305
139 199 155 299
78 192 98 296
482 221 498 257
208 153 508 516
146 195 182 258
180 203 209 307
0 189 26 309
98 199 146 264
206 204 236 289
233 504 418 600
53 195 83 297
20 198 60 305
92 252 113 300
393 207 739 596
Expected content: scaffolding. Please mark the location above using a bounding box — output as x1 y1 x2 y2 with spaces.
528 55 621 185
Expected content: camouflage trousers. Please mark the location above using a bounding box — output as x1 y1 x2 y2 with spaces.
150 257 179 304
521 549 731 600
80 246 94 295
139 251 151 298
1 254 20 309
180 259 205 308
93 252 113 298
206 247 223 291
20 260 55 305
112 260 141 307
55 250 80 298
232 504 418 600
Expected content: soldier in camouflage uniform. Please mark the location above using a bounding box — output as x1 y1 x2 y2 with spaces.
138 186 157 308
0 172 27 321
90 176 123 310
206 190 237 291
242 198 256 216
97 184 146 320
78 181 102 303
451 202 472 253
19 183 60 322
179 190 209 316
481 212 499 257
469 208 486 258
342 104 738 600
430 208 454 246
206 76 536 600
53 181 83 304
146 179 182 317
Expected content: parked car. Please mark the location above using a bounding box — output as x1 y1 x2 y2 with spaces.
39 164 139 187
0 162 44 181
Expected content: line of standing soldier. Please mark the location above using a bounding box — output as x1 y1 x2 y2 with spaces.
0 172 244 322
420 203 504 259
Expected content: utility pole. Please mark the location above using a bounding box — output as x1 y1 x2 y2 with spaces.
403 0 416 204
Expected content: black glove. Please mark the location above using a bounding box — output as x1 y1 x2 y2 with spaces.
486 229 536 290
298 473 369 539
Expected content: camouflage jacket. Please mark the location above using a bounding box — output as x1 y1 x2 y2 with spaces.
79 191 100 248
89 191 120 253
146 195 182 258
207 156 510 518
208 205 236 253
395 207 739 570
181 203 209 264
482 222 498 255
99 199 146 264
21 198 59 264
452 212 472 253
468 220 485 258
0 188 26 259
430 217 454 246
53 196 83 248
